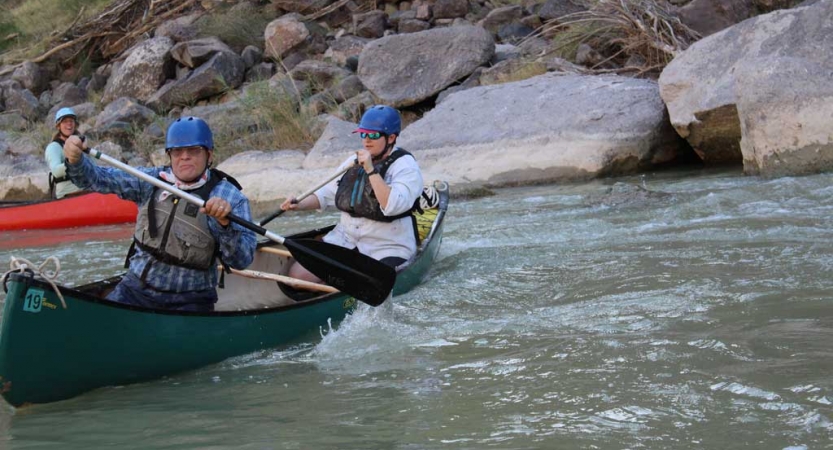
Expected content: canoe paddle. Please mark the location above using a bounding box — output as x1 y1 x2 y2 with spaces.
82 148 396 306
258 161 355 226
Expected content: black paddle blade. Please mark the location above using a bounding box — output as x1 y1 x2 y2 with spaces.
284 238 396 306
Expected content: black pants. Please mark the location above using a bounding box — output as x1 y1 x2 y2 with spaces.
379 256 406 267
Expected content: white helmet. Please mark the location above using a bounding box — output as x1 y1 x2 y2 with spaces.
419 186 439 210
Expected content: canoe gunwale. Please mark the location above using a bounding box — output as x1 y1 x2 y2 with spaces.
2 183 450 318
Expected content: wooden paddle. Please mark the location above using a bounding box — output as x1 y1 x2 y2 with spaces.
82 148 395 306
258 161 355 226
219 265 339 293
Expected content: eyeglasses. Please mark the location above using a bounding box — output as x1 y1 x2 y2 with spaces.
360 132 383 140
167 147 206 158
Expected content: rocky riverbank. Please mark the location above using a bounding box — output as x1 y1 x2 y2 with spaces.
1 0 830 212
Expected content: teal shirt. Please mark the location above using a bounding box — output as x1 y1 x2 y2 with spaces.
44 140 84 199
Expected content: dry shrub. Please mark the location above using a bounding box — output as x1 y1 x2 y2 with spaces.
0 0 111 62
210 81 321 161
480 60 548 86
534 0 701 77
2 0 200 71
195 3 272 52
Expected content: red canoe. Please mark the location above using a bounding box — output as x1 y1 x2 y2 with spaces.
0 193 137 231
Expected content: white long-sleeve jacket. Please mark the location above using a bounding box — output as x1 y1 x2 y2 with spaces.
314 148 424 261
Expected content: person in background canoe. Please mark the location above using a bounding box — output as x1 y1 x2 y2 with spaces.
62 116 257 312
280 105 424 286
44 107 85 199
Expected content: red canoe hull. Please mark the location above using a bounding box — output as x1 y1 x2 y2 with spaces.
0 193 137 231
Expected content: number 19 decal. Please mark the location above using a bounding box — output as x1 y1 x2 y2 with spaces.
23 288 45 313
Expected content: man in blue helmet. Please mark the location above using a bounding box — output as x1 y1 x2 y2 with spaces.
44 107 85 199
62 117 257 311
280 105 424 288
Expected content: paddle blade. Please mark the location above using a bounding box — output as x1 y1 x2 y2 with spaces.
284 238 396 306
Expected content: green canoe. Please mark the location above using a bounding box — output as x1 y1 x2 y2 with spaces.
0 182 448 407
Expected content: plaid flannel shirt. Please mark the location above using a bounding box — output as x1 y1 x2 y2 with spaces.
67 154 256 293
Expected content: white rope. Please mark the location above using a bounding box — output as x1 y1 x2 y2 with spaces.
1 256 67 309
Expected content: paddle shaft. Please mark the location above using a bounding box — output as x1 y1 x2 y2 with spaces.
258 162 355 226
85 148 282 243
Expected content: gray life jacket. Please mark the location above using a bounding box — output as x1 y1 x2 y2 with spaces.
129 169 241 276
334 149 419 222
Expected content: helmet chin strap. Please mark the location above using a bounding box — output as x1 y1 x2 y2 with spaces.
371 137 395 162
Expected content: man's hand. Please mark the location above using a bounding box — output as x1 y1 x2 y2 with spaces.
63 135 86 165
203 197 232 227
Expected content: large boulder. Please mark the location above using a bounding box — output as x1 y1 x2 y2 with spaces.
659 0 833 173
155 13 201 42
3 87 40 121
264 14 310 60
102 37 175 104
736 57 833 176
399 73 690 188
147 51 246 110
170 37 235 68
324 35 369 67
91 97 156 141
11 62 49 97
50 82 87 109
357 25 494 107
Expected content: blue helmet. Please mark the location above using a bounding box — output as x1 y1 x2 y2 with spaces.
165 116 213 150
355 105 401 136
55 107 77 124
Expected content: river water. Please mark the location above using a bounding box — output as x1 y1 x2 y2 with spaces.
0 167 831 449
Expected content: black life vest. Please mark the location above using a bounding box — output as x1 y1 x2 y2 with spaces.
334 149 421 222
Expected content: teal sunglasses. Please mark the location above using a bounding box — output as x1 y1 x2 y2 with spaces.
360 132 384 140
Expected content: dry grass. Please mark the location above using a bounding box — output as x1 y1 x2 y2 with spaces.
195 3 273 53
0 0 111 62
531 0 701 77
209 81 321 161
480 60 548 86
2 0 201 74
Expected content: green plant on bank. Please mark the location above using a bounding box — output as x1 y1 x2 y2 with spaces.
19 120 54 149
0 0 111 61
209 80 320 162
86 89 105 111
195 3 273 52
125 117 167 162
547 21 604 61
480 60 548 86
537 0 700 76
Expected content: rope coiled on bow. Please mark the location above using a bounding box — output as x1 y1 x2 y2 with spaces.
1 256 67 309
